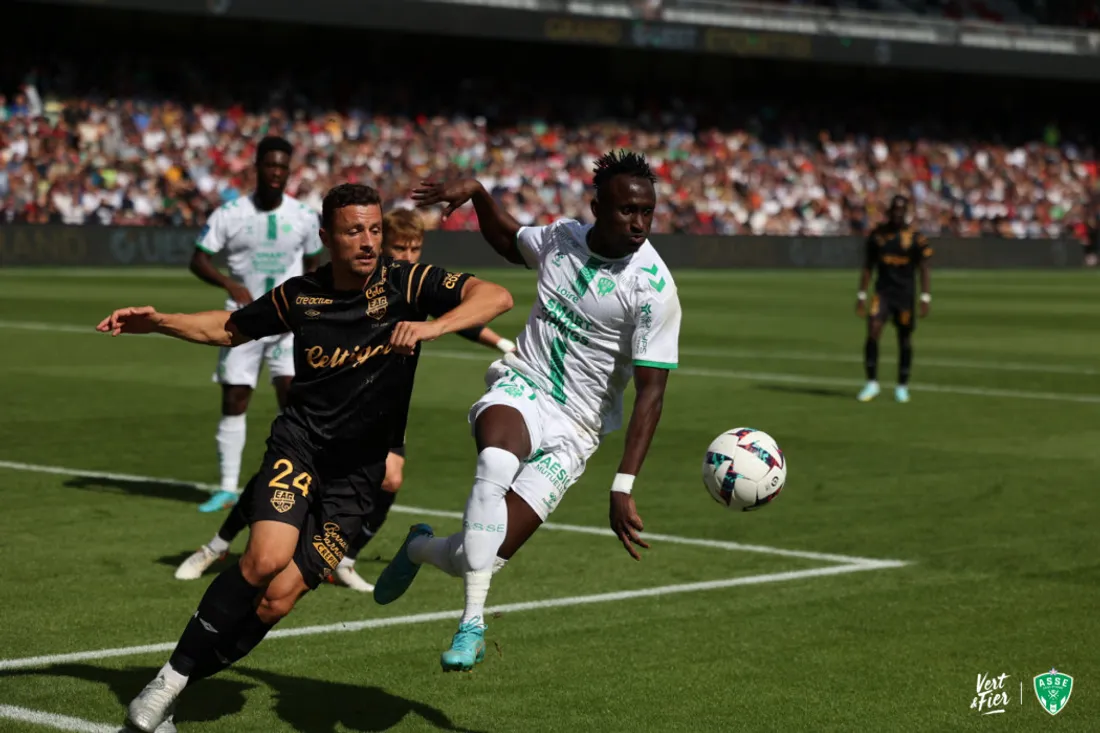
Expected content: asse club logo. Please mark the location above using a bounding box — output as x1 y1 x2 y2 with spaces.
969 668 1074 718
1033 669 1073 717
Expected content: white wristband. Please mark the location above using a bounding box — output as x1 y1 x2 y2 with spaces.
920 293 932 304
610 473 635 495
496 338 516 353
857 291 867 301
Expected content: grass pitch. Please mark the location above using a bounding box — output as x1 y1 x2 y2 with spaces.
0 267 1097 732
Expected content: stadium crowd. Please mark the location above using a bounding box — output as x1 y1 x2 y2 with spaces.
1 70 1096 239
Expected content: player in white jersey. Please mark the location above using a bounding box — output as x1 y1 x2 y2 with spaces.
373 150 681 671
189 136 324 513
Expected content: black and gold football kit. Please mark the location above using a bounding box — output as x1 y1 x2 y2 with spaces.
227 257 471 587
864 224 932 333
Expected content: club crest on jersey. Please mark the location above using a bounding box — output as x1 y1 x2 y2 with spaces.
270 489 296 513
597 277 616 296
366 296 388 320
364 282 386 300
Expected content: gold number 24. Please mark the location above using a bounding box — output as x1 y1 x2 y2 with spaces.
268 458 312 496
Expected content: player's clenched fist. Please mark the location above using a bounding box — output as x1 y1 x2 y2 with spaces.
389 320 445 355
96 306 161 336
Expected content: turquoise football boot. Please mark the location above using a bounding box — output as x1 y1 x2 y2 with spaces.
373 523 433 605
895 385 911 403
440 618 487 672
198 490 239 513
856 381 881 402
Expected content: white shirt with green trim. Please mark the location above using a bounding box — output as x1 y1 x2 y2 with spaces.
503 218 681 438
196 194 323 311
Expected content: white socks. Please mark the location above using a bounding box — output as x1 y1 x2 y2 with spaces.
159 661 189 690
409 533 465 576
408 447 520 629
215 415 246 494
207 534 230 555
460 557 510 625
463 448 519 572
337 556 355 570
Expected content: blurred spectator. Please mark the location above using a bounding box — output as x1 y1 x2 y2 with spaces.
1 49 1096 238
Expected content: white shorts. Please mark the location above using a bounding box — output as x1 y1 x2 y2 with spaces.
212 333 295 388
468 360 599 521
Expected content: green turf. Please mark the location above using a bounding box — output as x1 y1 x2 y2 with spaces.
0 267 1097 732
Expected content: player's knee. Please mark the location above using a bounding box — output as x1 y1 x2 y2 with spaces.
239 546 293 585
221 386 253 416
474 405 530 458
255 589 297 624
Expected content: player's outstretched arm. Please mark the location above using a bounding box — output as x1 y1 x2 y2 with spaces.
96 306 249 347
412 179 525 265
390 278 514 354
608 366 669 561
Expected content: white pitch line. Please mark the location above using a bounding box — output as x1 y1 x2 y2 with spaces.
0 705 121 733
0 459 895 566
0 562 902 673
5 318 1095 376
3 320 1097 405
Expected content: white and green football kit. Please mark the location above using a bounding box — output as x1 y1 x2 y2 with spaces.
469 218 682 520
197 194 323 388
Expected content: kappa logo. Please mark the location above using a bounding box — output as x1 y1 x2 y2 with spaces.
366 296 388 320
1034 669 1073 716
270 489 296 513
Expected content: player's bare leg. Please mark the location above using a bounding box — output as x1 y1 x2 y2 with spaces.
200 384 253 512
176 476 255 580
858 311 885 402
332 452 404 592
127 521 300 732
184 377 291 573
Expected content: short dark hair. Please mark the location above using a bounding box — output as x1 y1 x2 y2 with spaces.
322 183 383 229
256 136 293 165
890 194 909 209
593 149 657 197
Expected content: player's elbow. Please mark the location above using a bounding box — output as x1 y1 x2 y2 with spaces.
477 281 514 318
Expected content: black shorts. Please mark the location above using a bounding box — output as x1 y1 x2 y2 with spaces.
241 424 387 589
869 293 916 333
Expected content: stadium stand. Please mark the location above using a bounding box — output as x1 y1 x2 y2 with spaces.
1 2 1096 239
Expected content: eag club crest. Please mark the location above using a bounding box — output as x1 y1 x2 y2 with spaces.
366 296 388 320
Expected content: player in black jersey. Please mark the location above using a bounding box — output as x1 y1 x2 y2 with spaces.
855 195 932 403
97 183 513 733
171 206 517 592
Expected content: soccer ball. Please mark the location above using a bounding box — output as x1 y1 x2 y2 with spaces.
702 428 786 511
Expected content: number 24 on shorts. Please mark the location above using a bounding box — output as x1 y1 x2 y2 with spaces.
268 458 312 496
